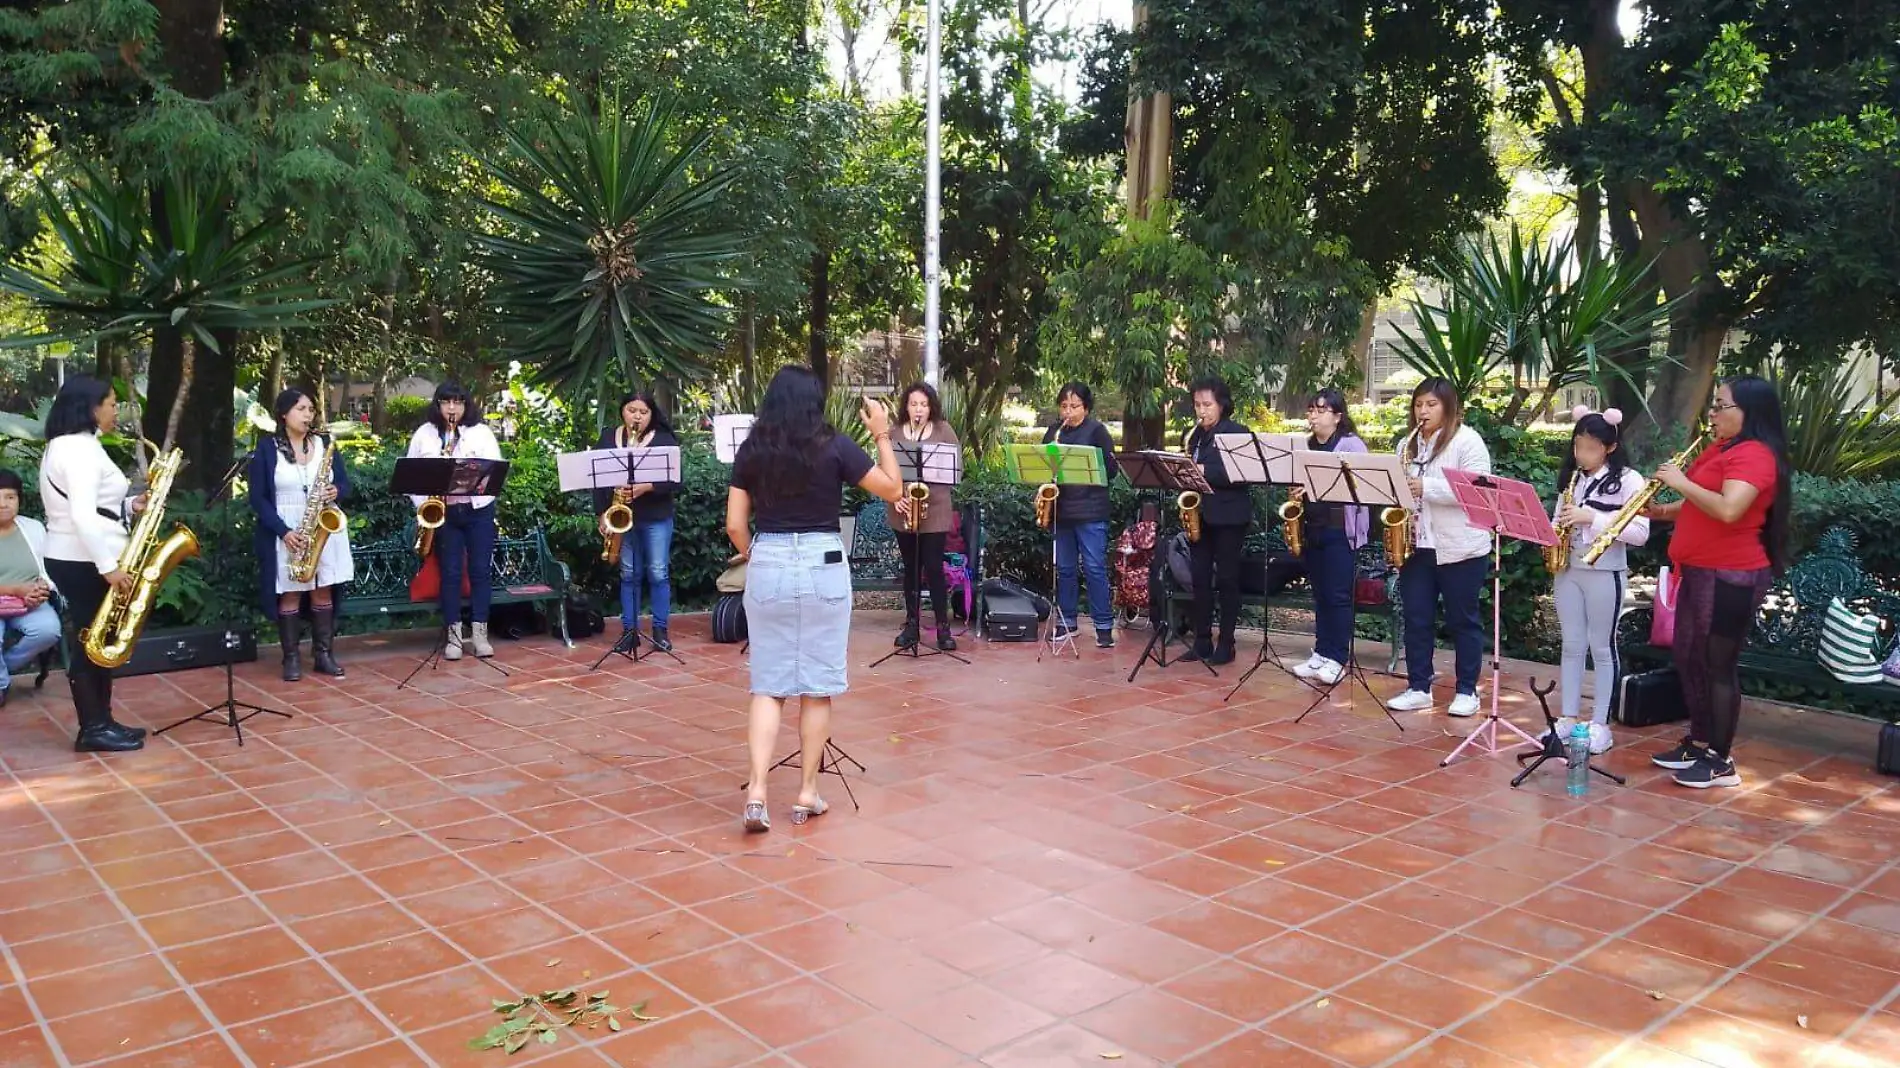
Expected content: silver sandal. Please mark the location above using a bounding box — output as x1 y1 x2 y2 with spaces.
743 801 770 833
790 798 829 825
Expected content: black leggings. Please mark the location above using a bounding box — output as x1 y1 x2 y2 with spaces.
1673 565 1772 757
44 559 114 730
895 531 949 624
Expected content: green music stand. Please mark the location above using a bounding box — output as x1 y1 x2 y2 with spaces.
1004 442 1109 659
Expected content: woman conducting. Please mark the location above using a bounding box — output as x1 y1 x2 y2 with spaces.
249 388 354 681
727 367 902 832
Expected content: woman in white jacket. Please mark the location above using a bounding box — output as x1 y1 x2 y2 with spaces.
1388 378 1493 716
0 469 62 707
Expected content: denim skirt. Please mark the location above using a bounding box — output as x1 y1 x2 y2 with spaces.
744 532 852 698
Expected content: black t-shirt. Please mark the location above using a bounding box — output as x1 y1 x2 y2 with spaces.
733 432 874 534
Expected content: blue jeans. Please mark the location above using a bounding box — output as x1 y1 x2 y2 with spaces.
618 517 673 629
1400 549 1488 693
1305 525 1357 665
1054 520 1113 633
438 503 497 624
0 601 61 691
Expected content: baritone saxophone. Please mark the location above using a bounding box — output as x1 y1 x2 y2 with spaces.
288 437 346 584
83 448 200 668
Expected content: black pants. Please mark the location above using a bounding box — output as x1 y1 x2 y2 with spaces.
437 503 497 624
1675 565 1773 757
1190 523 1247 645
1400 549 1488 693
896 531 949 625
44 559 114 731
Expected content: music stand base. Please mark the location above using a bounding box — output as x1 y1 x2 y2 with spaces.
1130 619 1213 682
744 741 866 811
398 636 510 690
154 700 291 746
871 640 969 668
1291 648 1404 732
590 628 684 671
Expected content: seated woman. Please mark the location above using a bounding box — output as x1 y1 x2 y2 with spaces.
0 469 62 707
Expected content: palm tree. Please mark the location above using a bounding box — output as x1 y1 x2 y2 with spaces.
0 164 332 455
473 93 750 410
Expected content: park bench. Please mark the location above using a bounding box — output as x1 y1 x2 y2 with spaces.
1618 526 1900 711
343 528 575 647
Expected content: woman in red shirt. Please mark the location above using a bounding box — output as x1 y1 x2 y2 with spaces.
1643 375 1791 789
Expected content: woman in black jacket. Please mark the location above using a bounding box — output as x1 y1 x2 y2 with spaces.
248 388 354 681
1041 382 1121 648
593 391 681 652
1181 377 1251 664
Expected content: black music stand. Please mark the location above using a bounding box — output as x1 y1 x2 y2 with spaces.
1210 432 1310 698
562 445 687 669
871 440 969 668
154 451 290 745
1113 450 1214 681
1512 678 1627 789
391 456 512 690
1286 450 1411 731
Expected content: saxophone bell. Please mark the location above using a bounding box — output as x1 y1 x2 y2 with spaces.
1380 505 1414 569
600 493 634 562
1178 490 1202 543
288 437 345 585
1034 483 1060 529
903 481 931 532
413 496 447 557
1279 491 1305 558
82 448 199 668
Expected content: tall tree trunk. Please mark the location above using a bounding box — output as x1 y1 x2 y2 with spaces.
1630 183 1729 440
1123 4 1172 221
741 294 758 408
1350 302 1377 402
808 248 832 390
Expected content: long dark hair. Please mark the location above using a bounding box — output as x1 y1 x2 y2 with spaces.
898 381 945 430
734 365 835 508
428 381 481 434
618 390 675 438
1556 411 1629 502
272 388 324 460
1403 377 1464 463
45 375 114 439
1724 374 1793 575
1308 388 1358 443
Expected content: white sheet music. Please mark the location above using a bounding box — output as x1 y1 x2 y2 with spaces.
1212 432 1305 484
555 447 683 493
713 414 755 464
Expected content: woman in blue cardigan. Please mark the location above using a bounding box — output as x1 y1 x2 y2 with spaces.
249 388 354 681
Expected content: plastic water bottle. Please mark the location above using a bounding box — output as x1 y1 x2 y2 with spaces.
1567 722 1592 798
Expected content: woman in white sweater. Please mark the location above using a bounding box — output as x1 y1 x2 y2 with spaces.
1388 378 1493 716
406 382 504 660
37 376 148 751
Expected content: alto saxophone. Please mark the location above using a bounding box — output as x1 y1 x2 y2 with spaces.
600 487 634 562
1382 428 1419 568
1178 491 1202 542
413 429 454 557
903 481 930 531
1543 470 1582 575
288 437 346 584
1034 483 1059 528
83 448 200 668
1582 428 1708 566
1279 490 1305 558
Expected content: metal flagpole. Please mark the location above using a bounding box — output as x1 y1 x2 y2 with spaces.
922 0 942 387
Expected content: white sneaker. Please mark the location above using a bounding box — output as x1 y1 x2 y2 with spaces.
1543 716 1579 745
1588 722 1615 755
1311 657 1345 685
1387 689 1433 712
443 624 464 662
1447 693 1481 718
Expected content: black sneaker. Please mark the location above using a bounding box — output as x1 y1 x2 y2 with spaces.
1673 753 1741 789
1096 629 1116 649
1650 739 1705 770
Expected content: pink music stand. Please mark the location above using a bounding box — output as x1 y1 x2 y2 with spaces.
1438 469 1554 766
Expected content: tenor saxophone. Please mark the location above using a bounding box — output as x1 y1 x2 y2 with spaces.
83 448 200 668
288 437 346 584
1034 483 1059 528
1581 428 1708 566
1543 470 1582 575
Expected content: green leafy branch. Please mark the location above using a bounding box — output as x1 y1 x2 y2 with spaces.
467 988 657 1055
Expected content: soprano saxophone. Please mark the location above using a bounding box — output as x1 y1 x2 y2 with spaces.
288 437 346 584
83 448 200 668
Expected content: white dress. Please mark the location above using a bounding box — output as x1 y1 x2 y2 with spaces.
274 449 354 592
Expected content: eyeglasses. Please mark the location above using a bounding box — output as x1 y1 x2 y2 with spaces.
1709 402 1738 413
1305 405 1339 415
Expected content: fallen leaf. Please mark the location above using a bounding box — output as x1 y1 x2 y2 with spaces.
1315 998 1330 1009
890 734 902 743
608 1016 621 1032
1773 962 1804 970
378 819 393 826
1797 1015 1809 1029
1647 990 1665 1000
545 958 561 967
1226 808 1241 814
1262 859 1285 866
581 971 592 980
1099 1054 1123 1061
845 923 859 933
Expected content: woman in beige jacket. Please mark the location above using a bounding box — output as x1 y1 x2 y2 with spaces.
885 382 962 652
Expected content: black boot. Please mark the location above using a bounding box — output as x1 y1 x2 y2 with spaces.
73 672 140 753
650 625 671 652
1180 636 1213 662
1211 632 1236 665
935 616 957 652
278 613 303 682
309 607 345 678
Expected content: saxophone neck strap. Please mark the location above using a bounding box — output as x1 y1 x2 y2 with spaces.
43 478 127 526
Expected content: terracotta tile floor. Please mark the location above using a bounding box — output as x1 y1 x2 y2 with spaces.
2 615 1897 1067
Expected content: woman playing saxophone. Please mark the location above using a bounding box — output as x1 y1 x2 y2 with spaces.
1288 389 1370 685
592 391 680 653
886 382 961 652
1180 376 1250 665
38 376 150 751
249 388 354 682
407 383 504 662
